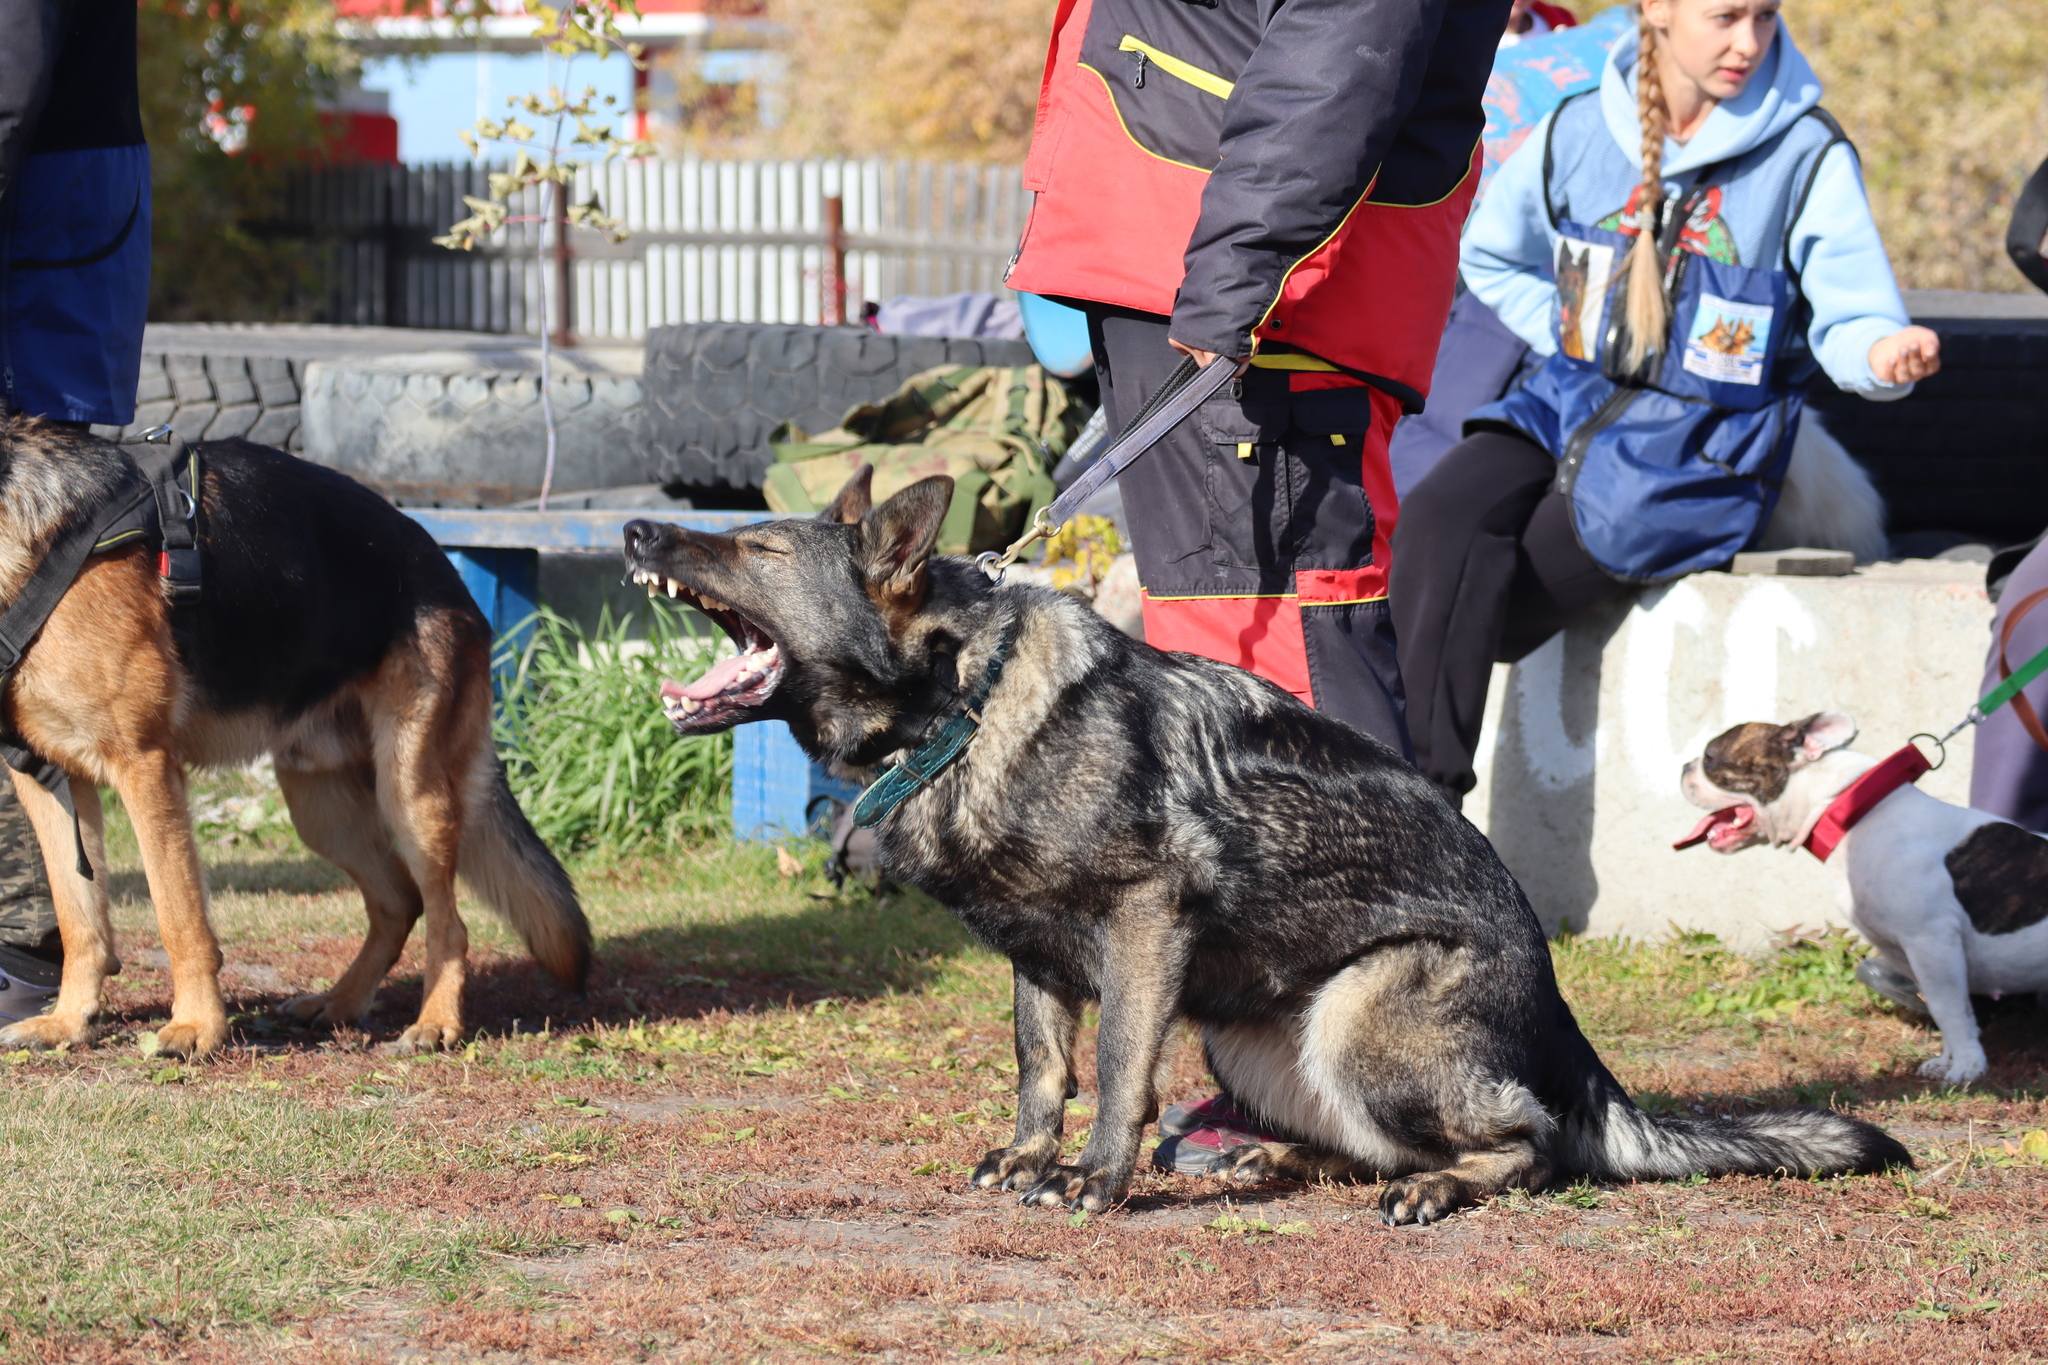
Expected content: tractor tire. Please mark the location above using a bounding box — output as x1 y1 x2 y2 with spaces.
637 323 1039 498
98 350 310 451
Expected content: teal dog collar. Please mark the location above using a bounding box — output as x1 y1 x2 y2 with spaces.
850 624 1015 830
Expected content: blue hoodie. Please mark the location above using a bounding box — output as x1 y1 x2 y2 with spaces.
1462 20 1911 398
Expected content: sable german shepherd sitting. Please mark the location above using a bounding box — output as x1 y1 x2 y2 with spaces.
622 468 1909 1223
0 417 588 1056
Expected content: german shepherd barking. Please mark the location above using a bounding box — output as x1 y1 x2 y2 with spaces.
622 468 1909 1224
0 417 589 1056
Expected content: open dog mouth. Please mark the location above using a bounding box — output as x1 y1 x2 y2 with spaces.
630 567 786 732
1674 804 1757 852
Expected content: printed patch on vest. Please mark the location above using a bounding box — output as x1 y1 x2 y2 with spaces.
1554 236 1613 362
1944 821 2048 937
1683 294 1774 385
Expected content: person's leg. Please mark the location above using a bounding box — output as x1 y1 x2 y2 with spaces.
1969 538 2048 830
1088 308 1412 755
1498 487 1637 663
1388 431 1558 805
1289 399 1412 756
0 778 62 1023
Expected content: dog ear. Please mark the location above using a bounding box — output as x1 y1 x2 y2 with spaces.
1791 711 1858 763
818 464 875 525
860 475 954 599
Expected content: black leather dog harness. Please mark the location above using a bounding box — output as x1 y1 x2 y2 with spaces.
0 428 203 876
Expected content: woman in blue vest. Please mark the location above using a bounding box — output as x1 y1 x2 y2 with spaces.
1389 0 1940 808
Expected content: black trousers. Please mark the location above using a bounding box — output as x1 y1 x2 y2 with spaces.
1388 429 1632 806
1088 307 1410 756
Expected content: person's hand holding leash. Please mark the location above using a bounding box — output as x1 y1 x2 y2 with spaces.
1867 325 1942 385
1167 340 1250 375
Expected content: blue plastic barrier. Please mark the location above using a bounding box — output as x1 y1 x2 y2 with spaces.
404 508 850 842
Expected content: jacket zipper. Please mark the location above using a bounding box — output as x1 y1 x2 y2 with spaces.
1116 36 1235 100
1554 384 1641 498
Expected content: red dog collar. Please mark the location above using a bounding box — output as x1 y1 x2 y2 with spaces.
1802 744 1931 862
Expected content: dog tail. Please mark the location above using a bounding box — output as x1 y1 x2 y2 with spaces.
1555 1036 1911 1183
460 760 593 991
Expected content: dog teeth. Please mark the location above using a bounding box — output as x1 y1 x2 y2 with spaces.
666 579 681 598
699 595 729 613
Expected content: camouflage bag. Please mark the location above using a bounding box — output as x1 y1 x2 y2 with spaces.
762 365 1083 554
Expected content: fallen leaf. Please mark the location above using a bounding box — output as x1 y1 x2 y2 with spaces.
776 847 803 878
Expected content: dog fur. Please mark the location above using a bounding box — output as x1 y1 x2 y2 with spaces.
0 417 589 1056
1681 712 2048 1083
621 466 1910 1223
1753 411 1889 564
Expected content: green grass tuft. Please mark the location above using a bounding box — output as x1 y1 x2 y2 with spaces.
495 606 734 855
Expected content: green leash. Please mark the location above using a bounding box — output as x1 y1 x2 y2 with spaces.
1916 636 2048 765
851 625 1015 829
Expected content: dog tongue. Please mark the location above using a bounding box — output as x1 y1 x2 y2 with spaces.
1674 807 1746 850
671 652 753 702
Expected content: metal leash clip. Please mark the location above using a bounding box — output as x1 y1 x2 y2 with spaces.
974 353 1239 589
977 507 1058 586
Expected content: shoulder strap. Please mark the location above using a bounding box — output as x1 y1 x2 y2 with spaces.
1541 91 1600 232
1781 106 1854 283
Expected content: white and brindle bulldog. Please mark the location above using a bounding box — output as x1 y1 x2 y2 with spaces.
1679 712 2048 1084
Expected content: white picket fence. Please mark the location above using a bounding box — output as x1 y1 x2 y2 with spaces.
293 158 1030 341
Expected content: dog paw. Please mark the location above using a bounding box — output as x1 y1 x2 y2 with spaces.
155 1016 229 1057
279 991 365 1029
391 1020 463 1055
0 1014 90 1051
1217 1142 1280 1184
971 1142 1058 1192
1018 1165 1127 1213
1379 1171 1470 1227
1917 1051 1987 1085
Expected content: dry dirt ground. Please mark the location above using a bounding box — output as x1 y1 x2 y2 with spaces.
3 828 2046 1364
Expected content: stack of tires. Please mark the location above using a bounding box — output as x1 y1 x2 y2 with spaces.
635 323 1039 501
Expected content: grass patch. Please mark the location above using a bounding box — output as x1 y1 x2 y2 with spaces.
22 771 2048 1361
0 1085 515 1348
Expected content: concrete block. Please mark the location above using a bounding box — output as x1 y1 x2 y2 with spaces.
1466 560 1991 953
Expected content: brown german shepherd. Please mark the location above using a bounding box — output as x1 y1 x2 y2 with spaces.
0 416 588 1056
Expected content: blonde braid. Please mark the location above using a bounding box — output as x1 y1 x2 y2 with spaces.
1622 6 1669 372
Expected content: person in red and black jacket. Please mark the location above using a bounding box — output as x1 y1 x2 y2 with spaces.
1009 0 1511 756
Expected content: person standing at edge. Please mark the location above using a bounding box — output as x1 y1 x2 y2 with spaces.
1009 0 1510 758
0 0 152 1021
1006 0 1511 1174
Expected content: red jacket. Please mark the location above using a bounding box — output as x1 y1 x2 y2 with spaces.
1007 0 1508 411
